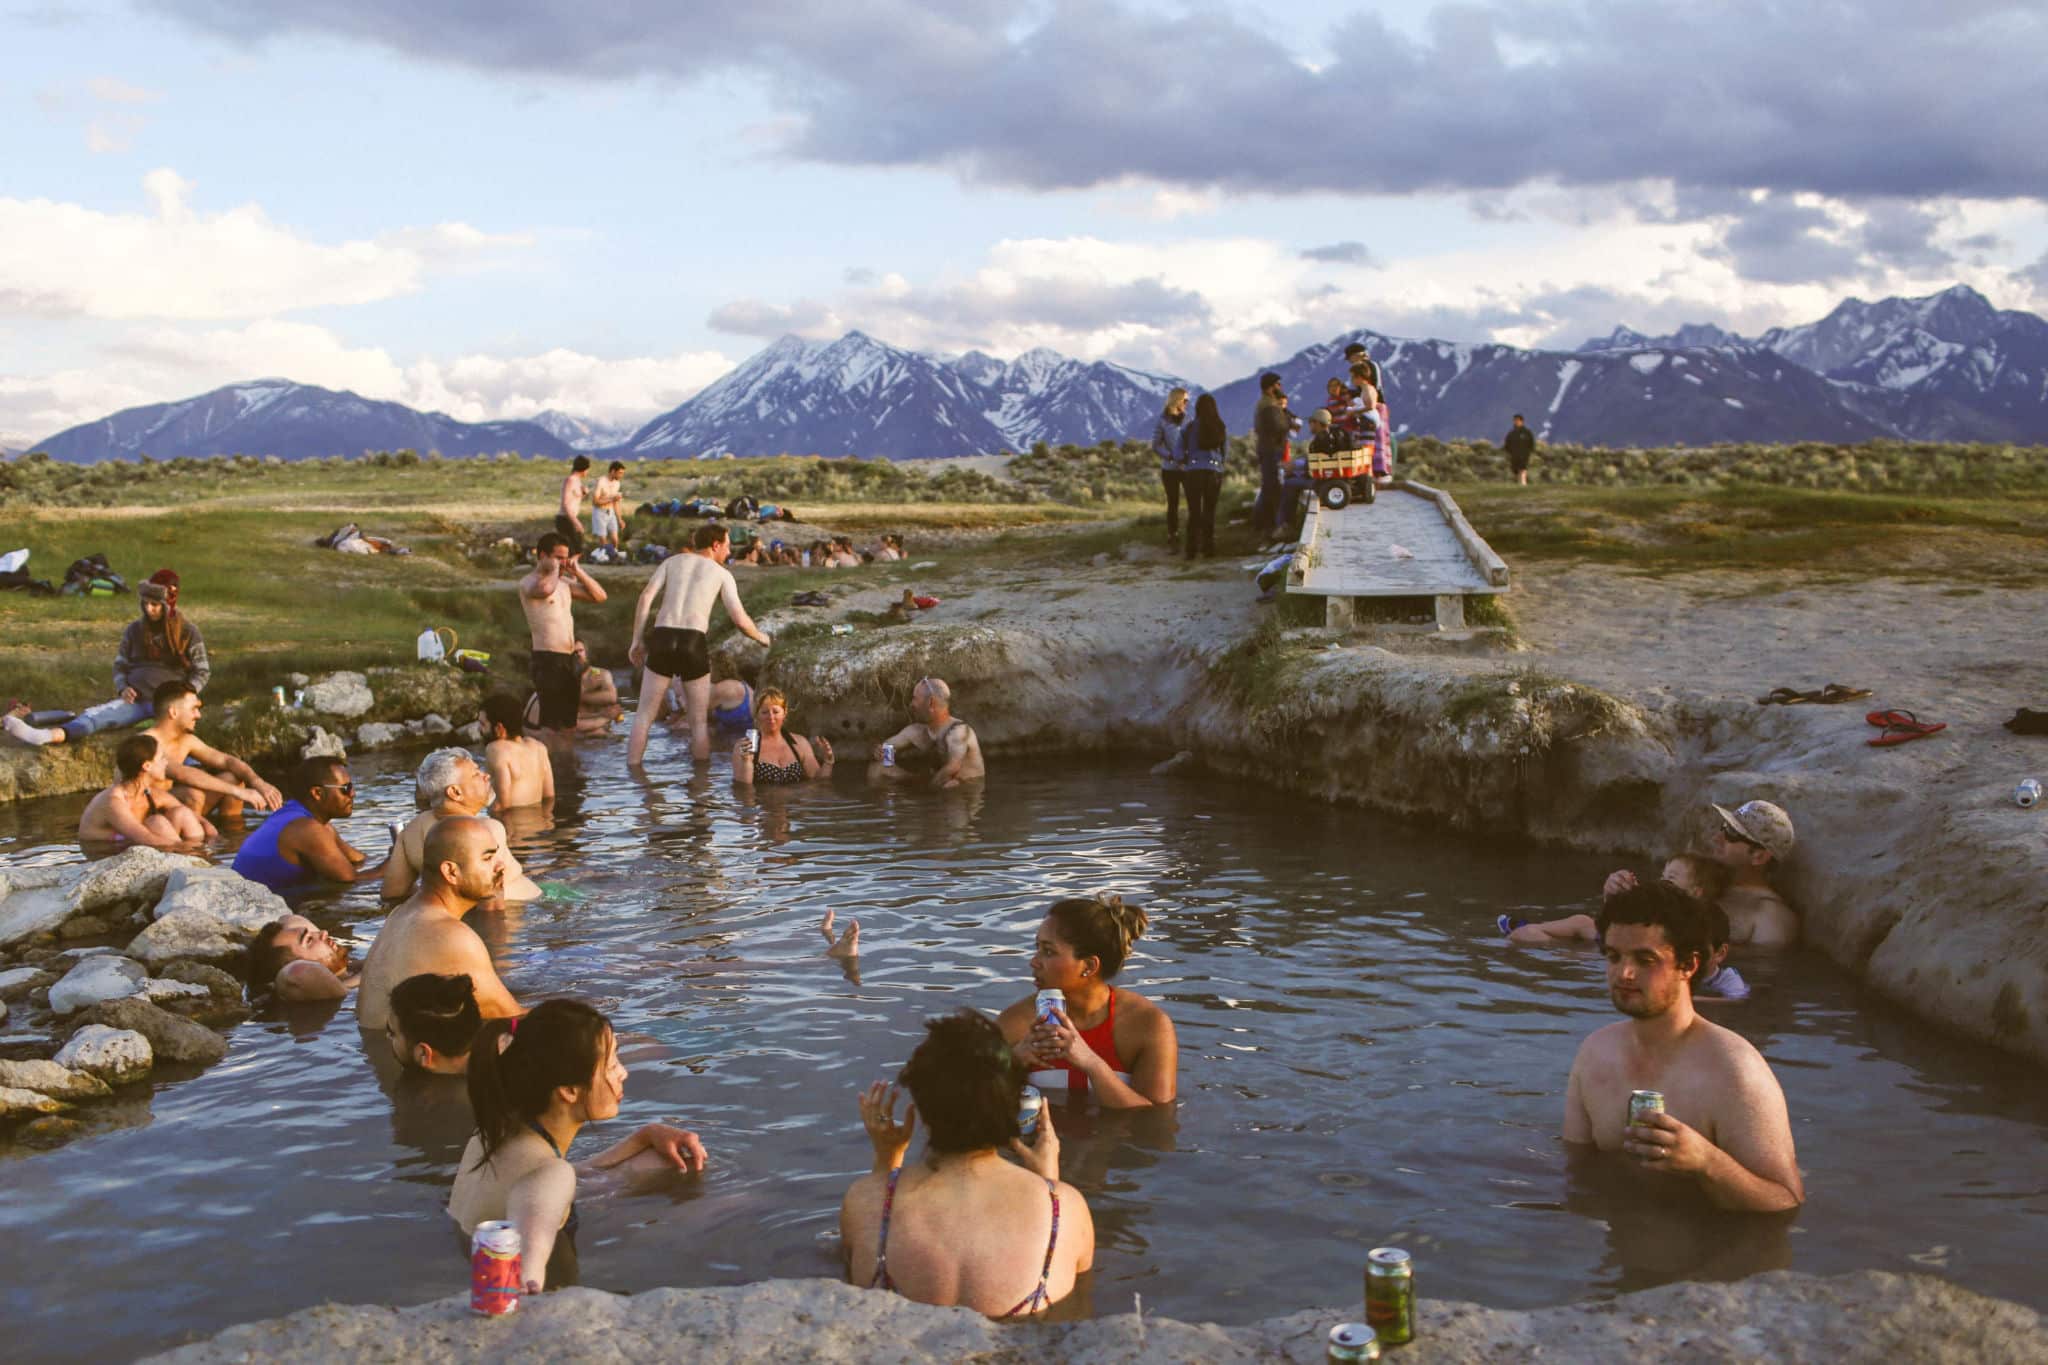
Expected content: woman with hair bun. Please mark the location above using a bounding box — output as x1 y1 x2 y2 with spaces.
448 999 708 1292
998 894 1179 1109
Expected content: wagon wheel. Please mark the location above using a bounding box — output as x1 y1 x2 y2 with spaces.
1320 481 1351 510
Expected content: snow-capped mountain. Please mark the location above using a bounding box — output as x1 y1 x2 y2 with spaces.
33 379 575 463
1207 331 1886 446
947 347 1184 449
625 332 1011 459
1579 322 1742 353
529 410 638 451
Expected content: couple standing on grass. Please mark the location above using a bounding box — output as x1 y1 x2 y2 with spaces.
1150 388 1229 559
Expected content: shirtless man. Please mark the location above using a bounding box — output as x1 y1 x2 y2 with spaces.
231 756 387 891
591 460 626 553
481 693 555 810
1563 879 1803 1213
870 676 984 788
78 734 208 847
145 680 282 822
1705 800 1798 949
247 912 358 1003
626 522 772 765
384 749 544 902
522 640 622 737
556 455 591 552
359 816 524 1032
521 532 606 742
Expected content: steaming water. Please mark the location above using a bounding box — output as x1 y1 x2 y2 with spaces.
1 752 2044 1361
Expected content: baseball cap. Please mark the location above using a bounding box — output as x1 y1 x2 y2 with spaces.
1711 799 1794 861
1312 408 1333 423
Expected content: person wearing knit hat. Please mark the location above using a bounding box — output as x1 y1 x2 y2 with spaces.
60 566 212 741
1706 799 1798 949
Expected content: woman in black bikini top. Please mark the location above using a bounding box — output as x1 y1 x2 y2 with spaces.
731 687 834 787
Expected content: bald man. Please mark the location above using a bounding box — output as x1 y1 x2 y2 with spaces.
869 676 985 788
358 816 524 1033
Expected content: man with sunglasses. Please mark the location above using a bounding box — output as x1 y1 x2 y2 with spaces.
1705 799 1798 949
233 755 388 891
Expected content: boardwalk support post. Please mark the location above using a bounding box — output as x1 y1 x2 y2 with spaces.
1434 594 1465 630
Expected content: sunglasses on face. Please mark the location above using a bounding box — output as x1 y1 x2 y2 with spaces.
1718 824 1760 848
316 782 354 796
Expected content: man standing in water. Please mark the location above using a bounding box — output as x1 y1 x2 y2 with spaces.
360 816 525 1033
1706 800 1798 949
870 676 985 788
521 532 606 742
1563 880 1803 1212
626 523 772 766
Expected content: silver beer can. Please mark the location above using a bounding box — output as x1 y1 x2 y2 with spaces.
745 728 760 755
1034 989 1064 1025
2017 778 2042 809
1018 1084 1042 1138
881 743 896 767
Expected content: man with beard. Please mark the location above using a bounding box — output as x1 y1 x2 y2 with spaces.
383 748 544 903
359 816 525 1033
143 680 282 822
247 913 359 1003
233 756 387 890
1562 880 1803 1212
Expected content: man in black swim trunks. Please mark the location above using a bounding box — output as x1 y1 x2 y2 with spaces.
519 532 606 742
626 522 772 765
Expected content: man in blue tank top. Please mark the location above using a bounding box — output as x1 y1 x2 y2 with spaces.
233 756 387 891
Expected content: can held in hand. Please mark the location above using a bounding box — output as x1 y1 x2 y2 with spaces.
1628 1089 1666 1129
1018 1084 1042 1138
2018 778 2042 809
881 743 896 767
1326 1321 1380 1362
745 728 760 756
1364 1247 1413 1345
1035 988 1064 1026
470 1220 522 1315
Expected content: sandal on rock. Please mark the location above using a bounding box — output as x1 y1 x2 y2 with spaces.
1868 716 1947 747
1866 709 1920 728
1758 687 1823 705
1816 684 1873 703
2004 708 2048 736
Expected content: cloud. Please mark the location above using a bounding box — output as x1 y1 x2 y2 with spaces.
1705 194 1863 285
1300 241 1374 265
1 320 732 447
0 169 529 320
85 76 161 104
142 0 2048 202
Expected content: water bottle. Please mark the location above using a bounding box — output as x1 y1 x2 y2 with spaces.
417 627 447 663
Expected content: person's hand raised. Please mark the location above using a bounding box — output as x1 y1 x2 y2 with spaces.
1009 1094 1060 1182
858 1080 916 1173
1602 869 1638 899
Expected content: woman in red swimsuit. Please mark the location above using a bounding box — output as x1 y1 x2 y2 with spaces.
998 894 1180 1109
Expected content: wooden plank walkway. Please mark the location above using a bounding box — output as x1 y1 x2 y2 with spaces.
1286 479 1508 629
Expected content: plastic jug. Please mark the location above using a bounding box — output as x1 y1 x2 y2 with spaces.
416 626 456 663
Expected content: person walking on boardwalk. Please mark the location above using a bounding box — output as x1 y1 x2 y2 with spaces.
1504 414 1537 486
1152 388 1189 548
521 532 607 743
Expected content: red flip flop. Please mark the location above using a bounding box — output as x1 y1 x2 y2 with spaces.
1865 709 1918 728
1868 717 1946 746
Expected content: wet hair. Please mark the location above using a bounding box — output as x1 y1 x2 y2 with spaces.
536 531 569 557
1699 901 1733 958
1663 853 1730 907
391 973 484 1064
417 747 474 805
482 692 526 739
1045 892 1149 980
114 733 158 781
572 455 592 473
693 522 729 551
245 918 293 992
293 755 348 801
1596 880 1711 977
467 999 612 1166
1192 393 1226 451
153 679 198 712
897 1009 1023 1154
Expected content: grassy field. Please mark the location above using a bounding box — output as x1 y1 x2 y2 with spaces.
7 443 2045 720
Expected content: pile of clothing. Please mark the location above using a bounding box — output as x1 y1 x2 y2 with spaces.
0 548 55 596
634 496 799 522
317 523 412 555
62 552 125 596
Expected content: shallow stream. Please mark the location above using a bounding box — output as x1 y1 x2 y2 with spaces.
2 753 2044 1361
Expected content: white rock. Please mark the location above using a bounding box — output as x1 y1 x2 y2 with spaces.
418 713 452 735
0 884 74 948
57 945 127 961
0 1058 111 1101
48 954 147 1014
53 1025 152 1083
127 910 246 967
287 672 310 688
0 864 66 903
154 867 289 935
356 721 405 749
0 965 42 994
455 721 488 744
141 978 210 1003
304 671 374 718
66 846 208 914
300 726 349 760
0 1085 64 1120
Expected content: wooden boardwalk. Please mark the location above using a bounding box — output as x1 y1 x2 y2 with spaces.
1286 479 1509 629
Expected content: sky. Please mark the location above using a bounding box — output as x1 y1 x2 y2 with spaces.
4 0 2047 449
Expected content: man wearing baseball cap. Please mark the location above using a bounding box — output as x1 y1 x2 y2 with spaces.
1707 799 1798 948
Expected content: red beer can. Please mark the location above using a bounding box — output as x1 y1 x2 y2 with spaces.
470 1220 523 1315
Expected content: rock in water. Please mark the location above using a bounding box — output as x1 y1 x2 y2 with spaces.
355 722 405 749
1150 750 1196 776
53 1025 152 1084
153 867 289 934
66 847 208 914
73 996 229 1066
157 961 243 1001
47 955 147 1014
304 672 374 718
0 1058 112 1101
127 911 245 968
0 1085 65 1120
299 727 348 760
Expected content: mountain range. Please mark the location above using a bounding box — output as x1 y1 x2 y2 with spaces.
24 286 2047 462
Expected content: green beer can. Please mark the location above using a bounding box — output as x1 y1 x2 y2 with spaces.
1364 1247 1414 1346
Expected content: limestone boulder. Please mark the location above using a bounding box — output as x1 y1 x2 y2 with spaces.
0 1058 112 1101
0 882 74 949
304 671 374 719
157 961 242 1001
54 1025 152 1084
355 722 405 749
141 978 211 1005
66 846 209 914
47 954 147 1014
154 867 289 935
0 863 67 902
0 965 47 1000
0 1085 65 1121
73 996 230 1066
127 910 246 968
300 726 348 760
